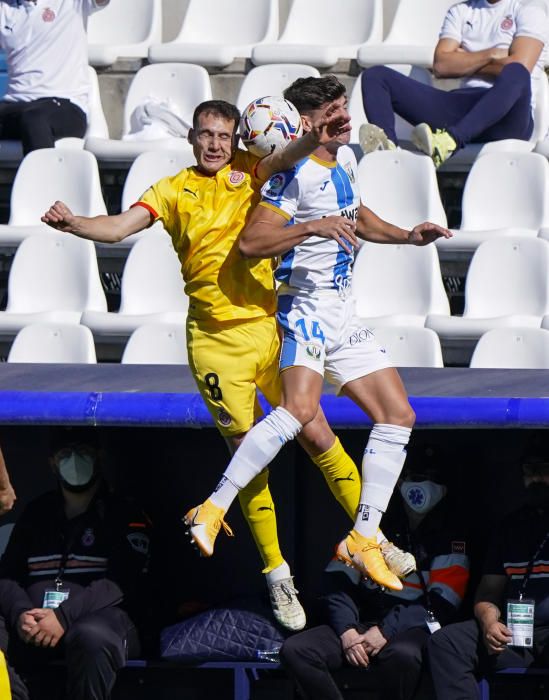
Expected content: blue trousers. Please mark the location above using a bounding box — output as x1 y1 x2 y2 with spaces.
361 63 533 149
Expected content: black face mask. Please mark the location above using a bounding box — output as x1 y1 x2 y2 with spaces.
525 482 549 509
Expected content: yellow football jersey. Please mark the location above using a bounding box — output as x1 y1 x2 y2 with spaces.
136 150 276 324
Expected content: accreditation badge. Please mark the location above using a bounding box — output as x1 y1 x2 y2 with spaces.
506 598 534 647
42 587 70 609
425 610 441 634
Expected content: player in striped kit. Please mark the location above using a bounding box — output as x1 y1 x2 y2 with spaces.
186 76 451 591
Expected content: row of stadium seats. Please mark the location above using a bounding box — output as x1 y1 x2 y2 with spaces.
1 59 548 172
1 230 549 364
7 320 549 370
85 0 454 70
5 144 549 263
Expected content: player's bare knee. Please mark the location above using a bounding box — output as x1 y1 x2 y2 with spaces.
280 400 316 427
380 404 415 428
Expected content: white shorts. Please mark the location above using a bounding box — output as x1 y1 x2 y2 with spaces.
276 289 393 392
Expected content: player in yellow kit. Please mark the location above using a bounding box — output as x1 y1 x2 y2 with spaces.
42 100 414 631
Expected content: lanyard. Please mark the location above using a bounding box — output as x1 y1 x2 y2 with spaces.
518 529 549 601
54 518 88 588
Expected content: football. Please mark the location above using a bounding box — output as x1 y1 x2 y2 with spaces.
240 96 303 157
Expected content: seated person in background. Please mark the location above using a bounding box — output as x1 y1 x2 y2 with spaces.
0 0 110 155
360 0 549 167
281 452 470 700
429 452 549 700
0 427 151 700
0 445 15 515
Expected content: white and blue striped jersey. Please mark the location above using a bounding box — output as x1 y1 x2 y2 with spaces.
259 145 360 293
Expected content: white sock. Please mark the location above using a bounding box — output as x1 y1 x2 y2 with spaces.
354 423 411 538
209 407 302 511
265 560 291 584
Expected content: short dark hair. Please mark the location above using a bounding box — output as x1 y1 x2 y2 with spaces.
192 100 240 134
283 75 346 115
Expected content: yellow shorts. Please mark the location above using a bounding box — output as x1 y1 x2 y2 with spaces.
187 316 282 436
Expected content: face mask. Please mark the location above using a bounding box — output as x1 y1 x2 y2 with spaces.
525 482 549 509
400 480 447 514
57 451 96 492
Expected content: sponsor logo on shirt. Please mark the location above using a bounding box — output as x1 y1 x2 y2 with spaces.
42 7 56 22
501 15 513 31
229 170 245 185
265 173 286 197
127 532 150 556
452 540 466 555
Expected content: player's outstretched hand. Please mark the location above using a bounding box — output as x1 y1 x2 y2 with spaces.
311 102 352 146
408 221 452 246
41 201 78 233
0 482 15 516
312 215 358 254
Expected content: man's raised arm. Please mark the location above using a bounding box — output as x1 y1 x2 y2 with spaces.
41 202 152 244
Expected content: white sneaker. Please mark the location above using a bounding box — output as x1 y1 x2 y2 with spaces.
381 541 416 578
359 123 396 155
267 577 306 631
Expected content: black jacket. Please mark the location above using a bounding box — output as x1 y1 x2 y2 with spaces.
0 484 151 632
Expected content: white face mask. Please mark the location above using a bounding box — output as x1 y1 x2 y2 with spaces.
57 451 95 487
400 480 447 514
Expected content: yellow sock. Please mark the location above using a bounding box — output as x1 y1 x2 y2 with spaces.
0 650 11 700
312 437 361 520
237 468 284 574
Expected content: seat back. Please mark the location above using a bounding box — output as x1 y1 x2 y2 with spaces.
5 233 107 314
123 63 212 137
86 66 109 139
87 0 162 58
352 242 449 317
8 323 97 363
279 0 382 45
384 0 455 46
236 64 320 112
374 326 444 367
9 149 107 226
121 150 197 211
121 323 188 364
470 328 549 369
357 149 447 229
172 0 278 46
460 152 549 231
531 72 549 143
350 65 432 143
464 238 549 318
119 234 188 315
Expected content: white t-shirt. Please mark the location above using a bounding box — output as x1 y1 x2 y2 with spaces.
0 0 108 114
260 145 360 294
440 0 549 97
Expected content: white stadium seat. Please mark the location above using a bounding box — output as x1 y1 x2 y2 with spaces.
87 0 162 67
427 238 549 349
0 233 107 341
236 64 320 113
350 65 432 146
121 323 188 365
436 152 549 254
352 242 449 327
469 327 549 369
357 149 447 230
0 66 109 164
251 0 383 68
8 323 97 364
82 233 188 349
0 148 107 248
148 0 278 68
85 63 209 163
357 0 456 68
373 326 444 368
